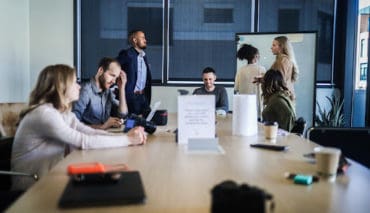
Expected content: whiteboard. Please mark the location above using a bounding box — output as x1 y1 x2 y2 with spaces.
236 32 317 129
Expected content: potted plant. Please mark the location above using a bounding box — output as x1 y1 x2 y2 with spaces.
315 94 345 127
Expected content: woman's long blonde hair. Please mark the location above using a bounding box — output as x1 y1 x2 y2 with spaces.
20 64 76 120
273 36 299 81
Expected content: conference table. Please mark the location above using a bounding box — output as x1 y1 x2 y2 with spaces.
6 114 370 213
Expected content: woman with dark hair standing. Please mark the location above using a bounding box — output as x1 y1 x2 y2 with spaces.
235 44 266 94
261 69 296 132
11 64 146 191
270 36 299 101
235 44 266 118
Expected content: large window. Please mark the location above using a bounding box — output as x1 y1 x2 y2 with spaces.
76 0 335 85
77 0 251 84
259 0 335 84
168 0 251 83
360 63 367 81
78 0 164 82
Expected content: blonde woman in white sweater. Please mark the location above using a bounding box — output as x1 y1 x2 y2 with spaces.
11 64 146 190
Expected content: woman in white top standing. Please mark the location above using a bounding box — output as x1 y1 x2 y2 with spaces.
234 44 266 118
11 64 147 191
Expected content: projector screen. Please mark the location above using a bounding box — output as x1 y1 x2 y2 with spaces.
235 32 317 129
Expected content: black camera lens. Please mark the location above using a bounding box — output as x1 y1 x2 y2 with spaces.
123 114 157 134
143 121 156 134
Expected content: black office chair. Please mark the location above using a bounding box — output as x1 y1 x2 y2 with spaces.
307 127 370 168
291 117 306 136
0 137 38 211
177 89 189 95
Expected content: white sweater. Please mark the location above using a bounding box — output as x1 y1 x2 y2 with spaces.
234 64 266 118
11 104 131 190
234 63 266 94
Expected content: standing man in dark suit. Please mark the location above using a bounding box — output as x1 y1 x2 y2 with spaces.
117 30 152 116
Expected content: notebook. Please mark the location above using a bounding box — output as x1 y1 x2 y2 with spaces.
58 171 146 208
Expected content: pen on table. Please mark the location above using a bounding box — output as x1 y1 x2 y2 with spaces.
284 172 319 185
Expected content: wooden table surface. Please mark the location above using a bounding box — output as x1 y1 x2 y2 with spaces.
6 114 370 213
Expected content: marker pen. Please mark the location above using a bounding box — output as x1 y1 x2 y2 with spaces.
284 172 319 185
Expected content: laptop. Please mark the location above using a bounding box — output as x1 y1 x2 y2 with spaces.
146 101 161 121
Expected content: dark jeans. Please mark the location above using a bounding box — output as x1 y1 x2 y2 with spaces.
127 94 149 116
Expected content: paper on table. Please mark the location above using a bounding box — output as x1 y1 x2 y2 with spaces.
232 94 258 136
177 95 215 144
186 138 225 154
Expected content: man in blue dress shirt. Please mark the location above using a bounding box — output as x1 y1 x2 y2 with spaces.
73 57 128 129
117 30 152 116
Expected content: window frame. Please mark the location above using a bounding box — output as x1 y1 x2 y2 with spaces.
74 0 336 87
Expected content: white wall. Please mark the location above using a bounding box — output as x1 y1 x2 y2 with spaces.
0 0 73 103
29 0 74 86
0 0 30 102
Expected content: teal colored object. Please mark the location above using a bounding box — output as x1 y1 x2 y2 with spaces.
293 175 313 185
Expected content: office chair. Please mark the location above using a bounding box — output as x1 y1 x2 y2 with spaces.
291 117 306 136
307 127 370 168
177 89 189 95
0 136 38 211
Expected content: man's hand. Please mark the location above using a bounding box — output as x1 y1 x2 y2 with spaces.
127 126 147 145
102 117 123 129
116 70 127 90
116 70 128 116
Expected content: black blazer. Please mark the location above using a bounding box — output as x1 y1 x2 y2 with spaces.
117 47 152 105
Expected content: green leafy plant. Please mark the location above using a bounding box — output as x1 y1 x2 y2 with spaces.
315 94 345 127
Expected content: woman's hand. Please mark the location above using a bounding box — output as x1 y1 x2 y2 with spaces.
127 126 147 145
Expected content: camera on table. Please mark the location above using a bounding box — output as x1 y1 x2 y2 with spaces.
211 180 274 213
123 114 156 134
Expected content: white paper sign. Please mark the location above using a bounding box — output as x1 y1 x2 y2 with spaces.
232 94 258 136
177 95 215 144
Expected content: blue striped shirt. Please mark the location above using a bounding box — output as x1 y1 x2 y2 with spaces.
135 51 147 92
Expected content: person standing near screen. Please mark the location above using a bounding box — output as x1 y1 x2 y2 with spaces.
116 30 152 116
193 67 229 114
234 44 266 119
235 44 266 94
270 36 299 101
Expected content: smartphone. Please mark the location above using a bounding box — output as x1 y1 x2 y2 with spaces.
250 144 289 151
67 162 129 183
123 119 136 132
67 162 129 174
68 162 106 175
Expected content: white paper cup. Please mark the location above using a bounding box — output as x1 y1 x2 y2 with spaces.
264 121 278 140
314 147 341 177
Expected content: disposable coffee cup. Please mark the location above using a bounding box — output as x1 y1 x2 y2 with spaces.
264 121 278 140
314 147 341 177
